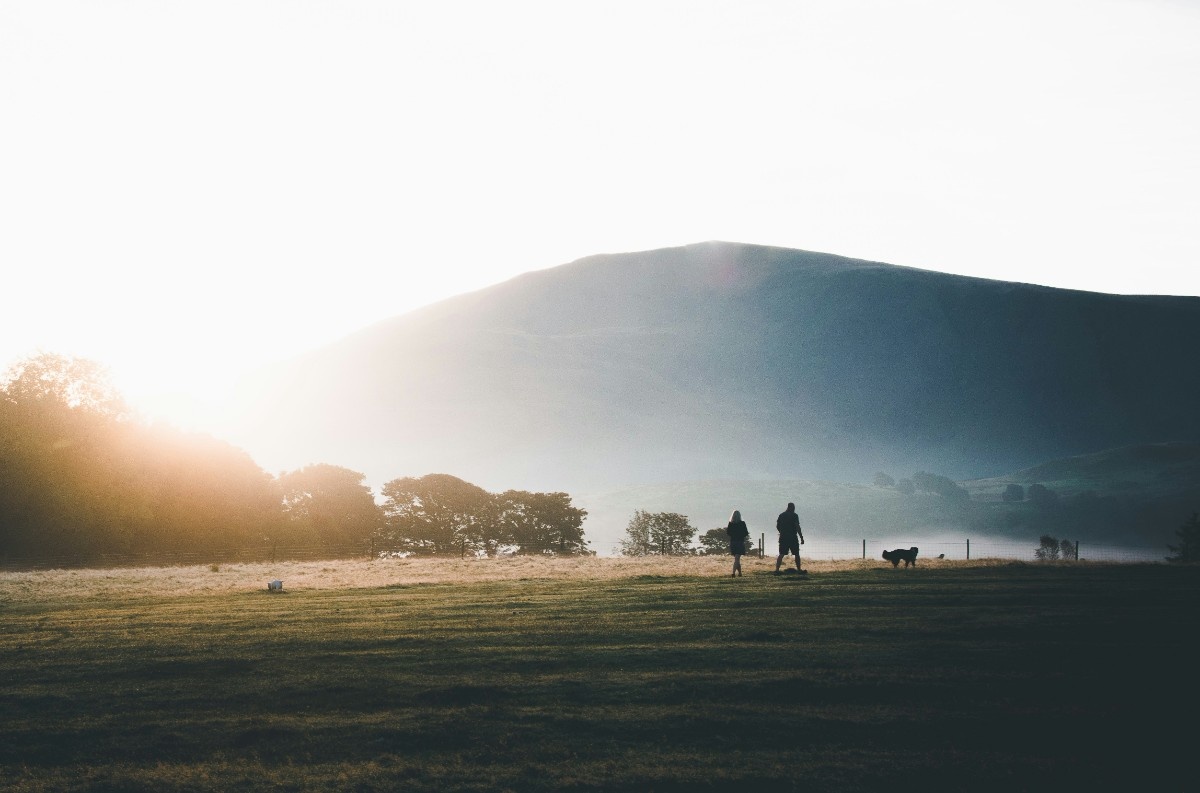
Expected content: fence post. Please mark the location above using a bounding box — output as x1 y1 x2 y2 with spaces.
966 538 970 560
1075 540 1080 561
760 533 765 558
862 539 866 560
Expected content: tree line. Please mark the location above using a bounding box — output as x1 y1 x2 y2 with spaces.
616 510 757 557
0 354 588 565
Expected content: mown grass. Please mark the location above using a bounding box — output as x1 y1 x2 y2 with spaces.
2 562 1198 791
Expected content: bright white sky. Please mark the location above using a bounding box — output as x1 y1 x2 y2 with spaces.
2 0 1198 430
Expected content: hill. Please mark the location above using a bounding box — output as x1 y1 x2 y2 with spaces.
219 242 1200 498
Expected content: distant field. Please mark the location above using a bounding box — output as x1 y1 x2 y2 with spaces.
2 558 1197 791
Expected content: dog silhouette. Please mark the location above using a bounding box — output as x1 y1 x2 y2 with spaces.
882 547 919 568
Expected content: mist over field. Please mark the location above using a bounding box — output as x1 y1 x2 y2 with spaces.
210 242 1200 553
575 442 1200 556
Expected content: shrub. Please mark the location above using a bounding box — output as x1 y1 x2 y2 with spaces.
1166 512 1200 563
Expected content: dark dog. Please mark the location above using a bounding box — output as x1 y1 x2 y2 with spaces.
882 547 919 568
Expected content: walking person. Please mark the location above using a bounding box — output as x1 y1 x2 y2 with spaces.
726 509 750 577
774 502 805 574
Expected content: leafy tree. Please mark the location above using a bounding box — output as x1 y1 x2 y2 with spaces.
698 527 754 557
135 427 281 555
0 357 280 562
697 528 726 556
873 472 895 488
1166 512 1200 563
496 490 588 555
619 510 696 556
1032 536 1075 561
1034 534 1066 560
1002 483 1025 502
277 464 382 554
380 474 493 555
2 352 127 418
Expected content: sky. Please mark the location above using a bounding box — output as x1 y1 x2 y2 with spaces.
2 0 1198 430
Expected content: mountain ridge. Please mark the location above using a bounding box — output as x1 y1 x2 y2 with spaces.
221 241 1200 500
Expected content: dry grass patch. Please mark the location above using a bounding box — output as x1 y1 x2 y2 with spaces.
0 553 1013 603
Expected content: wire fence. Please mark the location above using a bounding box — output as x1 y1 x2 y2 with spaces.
753 537 1167 564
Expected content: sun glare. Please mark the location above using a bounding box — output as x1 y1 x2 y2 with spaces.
109 360 238 432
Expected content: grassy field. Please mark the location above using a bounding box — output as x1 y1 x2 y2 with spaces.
2 557 1197 791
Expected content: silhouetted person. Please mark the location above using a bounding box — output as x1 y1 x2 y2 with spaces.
726 509 750 577
774 502 805 574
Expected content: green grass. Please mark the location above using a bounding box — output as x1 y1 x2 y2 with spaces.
2 564 1198 791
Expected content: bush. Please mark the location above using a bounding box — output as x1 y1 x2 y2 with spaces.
1166 512 1200 563
697 527 754 556
620 511 697 556
1035 535 1075 561
1034 535 1059 560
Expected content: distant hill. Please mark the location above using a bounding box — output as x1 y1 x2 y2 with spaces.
966 442 1200 501
221 242 1200 500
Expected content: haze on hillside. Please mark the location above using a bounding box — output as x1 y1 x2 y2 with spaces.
214 242 1200 500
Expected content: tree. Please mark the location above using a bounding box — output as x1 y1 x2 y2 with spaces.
380 474 493 555
698 527 754 557
2 353 127 418
1034 535 1059 560
1058 538 1077 561
895 478 916 495
619 510 696 556
1166 512 1200 563
496 490 588 555
1 357 281 563
277 464 382 554
873 472 895 488
1002 483 1025 502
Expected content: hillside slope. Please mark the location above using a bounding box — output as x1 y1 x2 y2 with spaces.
221 242 1200 493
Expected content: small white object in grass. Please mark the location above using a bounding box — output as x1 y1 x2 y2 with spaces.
267 579 283 591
